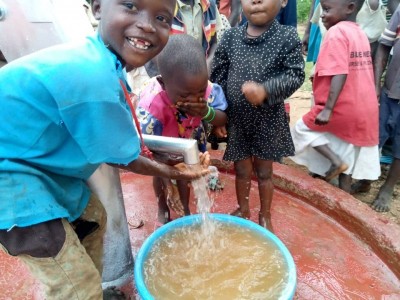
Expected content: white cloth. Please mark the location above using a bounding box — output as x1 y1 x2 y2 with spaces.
290 119 381 180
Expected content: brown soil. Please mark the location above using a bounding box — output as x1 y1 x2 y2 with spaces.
286 89 400 226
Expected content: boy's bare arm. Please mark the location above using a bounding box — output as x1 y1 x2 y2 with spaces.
367 0 379 10
229 0 242 27
374 44 391 98
111 154 210 180
315 74 347 125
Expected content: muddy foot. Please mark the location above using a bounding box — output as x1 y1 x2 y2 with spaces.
371 189 393 212
350 180 371 195
230 208 250 219
325 163 348 181
103 286 126 300
259 213 273 232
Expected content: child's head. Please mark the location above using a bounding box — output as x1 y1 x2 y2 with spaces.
157 34 208 105
241 0 288 28
320 0 364 29
91 0 176 68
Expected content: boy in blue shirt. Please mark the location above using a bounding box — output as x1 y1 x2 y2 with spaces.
0 0 209 298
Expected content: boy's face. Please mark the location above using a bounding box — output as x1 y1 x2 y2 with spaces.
241 0 287 27
161 71 208 109
320 0 353 30
92 0 176 68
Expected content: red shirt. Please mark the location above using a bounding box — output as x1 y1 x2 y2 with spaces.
303 21 378 147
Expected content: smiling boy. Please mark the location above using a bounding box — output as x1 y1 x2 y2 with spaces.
0 0 211 299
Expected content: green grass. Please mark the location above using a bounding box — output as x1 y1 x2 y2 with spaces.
297 0 312 23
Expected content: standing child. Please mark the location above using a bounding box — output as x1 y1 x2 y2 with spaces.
0 0 210 299
210 0 305 231
290 0 380 192
353 6 400 212
137 34 227 224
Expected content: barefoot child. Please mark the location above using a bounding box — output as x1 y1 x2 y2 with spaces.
0 0 210 298
137 34 227 224
353 6 400 212
210 0 305 231
290 0 380 192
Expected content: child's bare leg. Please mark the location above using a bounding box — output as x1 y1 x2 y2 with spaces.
153 177 170 224
313 144 348 180
231 158 252 219
372 158 400 212
338 173 352 193
177 180 190 215
254 158 274 232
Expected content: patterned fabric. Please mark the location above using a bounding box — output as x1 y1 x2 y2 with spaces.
172 0 219 55
210 21 304 161
136 77 227 152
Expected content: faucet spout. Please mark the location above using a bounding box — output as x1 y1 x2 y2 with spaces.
142 134 200 165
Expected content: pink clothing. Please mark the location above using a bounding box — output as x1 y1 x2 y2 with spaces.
303 21 378 147
219 0 231 18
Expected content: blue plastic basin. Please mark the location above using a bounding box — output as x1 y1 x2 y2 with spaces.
134 213 297 299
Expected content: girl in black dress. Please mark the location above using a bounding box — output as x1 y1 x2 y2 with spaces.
210 0 305 231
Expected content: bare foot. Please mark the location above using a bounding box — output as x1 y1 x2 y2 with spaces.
325 163 348 181
259 213 273 232
230 208 250 219
371 187 393 212
350 180 371 195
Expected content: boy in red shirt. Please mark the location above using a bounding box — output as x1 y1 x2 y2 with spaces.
290 0 380 192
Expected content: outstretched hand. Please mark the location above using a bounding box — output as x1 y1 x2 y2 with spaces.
315 108 332 125
242 81 267 106
171 151 210 180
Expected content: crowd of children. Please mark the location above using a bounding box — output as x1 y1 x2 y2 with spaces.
1 0 400 297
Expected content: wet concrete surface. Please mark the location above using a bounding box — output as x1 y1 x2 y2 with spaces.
1 152 400 299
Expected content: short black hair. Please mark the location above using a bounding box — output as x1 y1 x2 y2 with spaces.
157 34 207 78
350 0 364 12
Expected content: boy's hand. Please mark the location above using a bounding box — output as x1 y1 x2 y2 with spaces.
176 97 208 117
212 125 227 138
315 108 332 125
242 81 267 106
172 151 211 179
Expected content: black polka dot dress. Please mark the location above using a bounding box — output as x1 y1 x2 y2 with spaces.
210 20 305 162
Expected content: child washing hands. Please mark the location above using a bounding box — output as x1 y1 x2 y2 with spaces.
137 34 228 224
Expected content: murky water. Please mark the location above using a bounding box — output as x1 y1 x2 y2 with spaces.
143 222 289 299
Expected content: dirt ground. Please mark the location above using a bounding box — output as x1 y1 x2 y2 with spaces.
286 89 400 226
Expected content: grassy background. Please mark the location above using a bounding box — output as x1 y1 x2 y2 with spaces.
297 0 313 23
297 0 313 92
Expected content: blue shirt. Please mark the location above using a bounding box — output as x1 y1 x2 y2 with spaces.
0 33 140 229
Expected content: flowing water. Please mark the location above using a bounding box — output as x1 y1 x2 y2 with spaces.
143 165 289 299
143 222 289 299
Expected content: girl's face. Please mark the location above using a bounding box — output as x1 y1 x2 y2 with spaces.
162 72 208 108
241 0 287 28
320 0 353 30
92 0 175 68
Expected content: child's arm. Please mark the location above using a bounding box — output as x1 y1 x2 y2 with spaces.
314 74 347 125
374 44 391 99
116 153 210 180
210 34 230 95
255 28 305 106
